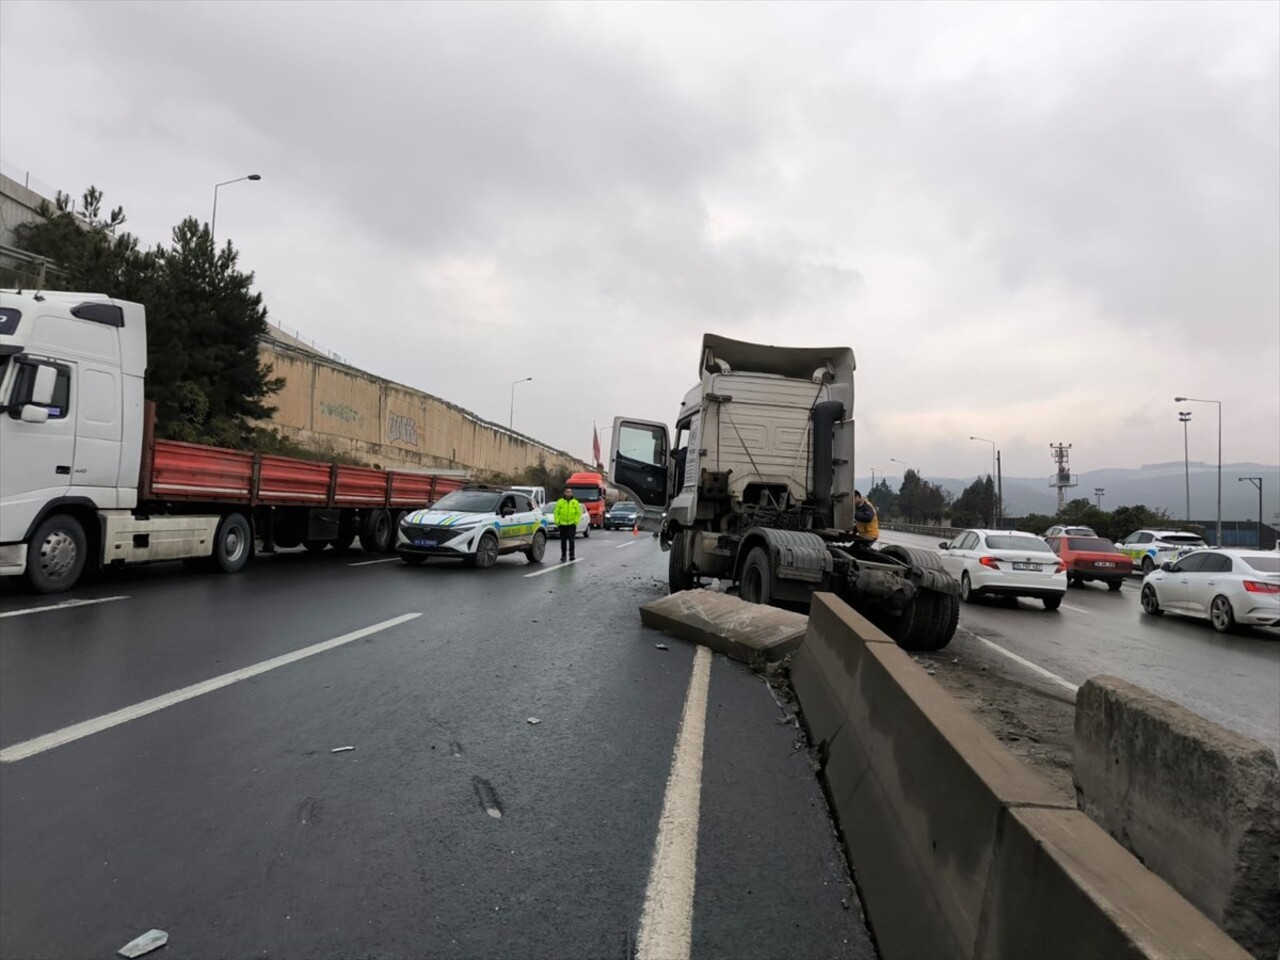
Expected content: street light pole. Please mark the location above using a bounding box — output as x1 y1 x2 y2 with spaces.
969 436 996 526
211 173 262 240
509 377 532 430
1178 411 1192 522
1094 487 1105 509
1239 477 1263 548
1175 397 1221 545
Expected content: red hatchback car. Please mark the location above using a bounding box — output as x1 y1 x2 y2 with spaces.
1046 535 1133 590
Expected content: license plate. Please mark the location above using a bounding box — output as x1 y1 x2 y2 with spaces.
1095 561 1116 568
412 539 438 548
1013 562 1040 571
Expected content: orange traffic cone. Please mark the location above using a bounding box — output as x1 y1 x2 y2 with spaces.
632 519 640 536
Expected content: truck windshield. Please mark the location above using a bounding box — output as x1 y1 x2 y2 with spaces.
430 490 502 513
570 486 601 502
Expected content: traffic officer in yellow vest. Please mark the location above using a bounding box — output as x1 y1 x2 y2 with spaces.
554 486 583 561
853 489 880 542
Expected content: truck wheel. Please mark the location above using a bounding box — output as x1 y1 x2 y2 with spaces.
332 515 358 554
27 514 88 594
473 532 499 569
668 532 695 593
896 593 957 652
526 531 546 564
359 510 393 554
213 513 252 574
739 547 773 605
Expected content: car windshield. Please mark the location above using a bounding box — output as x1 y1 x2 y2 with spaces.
986 535 1050 552
1066 528 1095 536
430 490 501 513
1163 534 1206 545
569 486 601 502
1242 555 1280 573
610 503 637 513
1068 537 1120 552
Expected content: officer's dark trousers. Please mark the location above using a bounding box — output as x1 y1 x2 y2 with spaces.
558 525 577 560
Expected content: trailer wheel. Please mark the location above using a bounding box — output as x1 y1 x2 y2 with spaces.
27 514 88 594
668 531 696 593
739 547 773 605
332 514 359 554
213 513 252 574
360 509 394 554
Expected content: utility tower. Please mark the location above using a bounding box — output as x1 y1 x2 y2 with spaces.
1049 443 1077 513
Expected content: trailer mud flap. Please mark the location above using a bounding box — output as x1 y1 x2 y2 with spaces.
754 529 832 582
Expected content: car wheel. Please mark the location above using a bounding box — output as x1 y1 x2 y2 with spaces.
1210 595 1236 634
1107 579 1123 592
27 514 88 594
739 547 773 605
1042 595 1062 611
213 513 252 574
474 532 500 569
583 526 589 538
526 531 546 564
1140 584 1163 616
1141 556 1155 575
960 572 974 603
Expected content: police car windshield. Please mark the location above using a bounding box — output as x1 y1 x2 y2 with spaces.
432 490 502 513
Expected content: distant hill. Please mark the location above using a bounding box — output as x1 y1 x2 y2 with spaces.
861 462 1279 521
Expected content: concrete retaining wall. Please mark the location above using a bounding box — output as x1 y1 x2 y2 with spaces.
259 336 589 478
789 593 1249 960
1075 676 1280 959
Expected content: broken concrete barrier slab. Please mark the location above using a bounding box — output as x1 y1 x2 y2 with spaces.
638 590 807 663
1074 675 1279 960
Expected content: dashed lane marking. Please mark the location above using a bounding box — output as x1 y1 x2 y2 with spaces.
347 557 401 566
0 596 130 619
1059 602 1090 614
0 613 422 763
616 540 638 549
965 630 1079 695
636 645 712 960
523 558 582 578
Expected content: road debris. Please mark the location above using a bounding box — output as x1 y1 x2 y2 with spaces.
654 643 669 650
118 929 168 958
526 718 541 725
330 746 355 753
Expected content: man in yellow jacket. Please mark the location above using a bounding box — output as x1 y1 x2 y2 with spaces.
554 486 583 562
853 489 880 542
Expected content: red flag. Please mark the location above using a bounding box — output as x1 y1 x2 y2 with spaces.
592 423 602 467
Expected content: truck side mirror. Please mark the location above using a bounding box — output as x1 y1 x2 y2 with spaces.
19 404 49 424
30 364 57 406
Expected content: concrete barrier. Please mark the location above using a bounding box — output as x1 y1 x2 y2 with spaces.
639 590 806 663
1074 676 1280 959
790 593 1249 960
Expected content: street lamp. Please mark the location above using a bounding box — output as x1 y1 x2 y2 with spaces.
1175 397 1221 545
1239 477 1263 548
509 377 532 430
1178 411 1192 522
969 436 997 525
211 173 262 239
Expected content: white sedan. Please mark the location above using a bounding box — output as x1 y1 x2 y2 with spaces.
938 529 1067 610
397 488 547 567
1140 548 1280 632
541 502 590 538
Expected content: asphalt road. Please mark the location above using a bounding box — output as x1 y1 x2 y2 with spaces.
0 531 871 960
881 529 1280 753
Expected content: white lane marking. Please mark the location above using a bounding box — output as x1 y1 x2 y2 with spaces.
616 540 638 549
0 613 421 764
1059 602 1090 614
523 558 582 578
347 557 401 567
966 631 1079 695
0 596 130 619
636 645 712 960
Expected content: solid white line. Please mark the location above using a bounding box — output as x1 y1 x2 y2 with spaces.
0 596 130 620
523 558 582 578
1059 602 1090 614
347 557 401 566
0 612 421 763
966 631 1079 695
616 540 638 549
636 645 712 960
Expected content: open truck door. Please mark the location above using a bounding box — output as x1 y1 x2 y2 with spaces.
609 417 670 525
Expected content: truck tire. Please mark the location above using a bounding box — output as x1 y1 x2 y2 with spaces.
739 547 773 605
895 593 958 653
332 514 359 554
526 531 546 564
304 540 328 554
213 513 252 574
668 532 696 593
359 509 393 554
27 514 88 594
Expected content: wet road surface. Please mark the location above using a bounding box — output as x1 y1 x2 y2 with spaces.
881 530 1280 753
0 532 871 960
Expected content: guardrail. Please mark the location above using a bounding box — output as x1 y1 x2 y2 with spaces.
881 522 963 540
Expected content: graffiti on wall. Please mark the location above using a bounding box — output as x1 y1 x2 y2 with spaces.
387 412 420 447
319 402 360 424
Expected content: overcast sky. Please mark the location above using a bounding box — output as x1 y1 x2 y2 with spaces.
2 0 1277 481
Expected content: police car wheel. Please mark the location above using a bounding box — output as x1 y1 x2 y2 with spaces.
474 532 500 569
1141 556 1154 575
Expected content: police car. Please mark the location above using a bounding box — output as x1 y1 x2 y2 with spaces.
1116 529 1208 574
397 487 547 568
